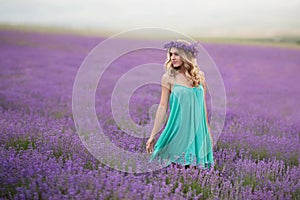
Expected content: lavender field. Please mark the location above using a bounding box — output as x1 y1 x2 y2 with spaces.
0 28 300 199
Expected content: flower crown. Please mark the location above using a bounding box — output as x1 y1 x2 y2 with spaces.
163 40 199 57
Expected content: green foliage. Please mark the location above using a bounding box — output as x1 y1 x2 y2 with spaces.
5 138 36 152
286 152 299 167
215 141 230 151
190 181 212 198
83 161 94 170
0 178 31 198
249 147 269 161
171 176 213 199
165 177 170 185
291 188 300 200
241 175 258 192
53 147 63 158
50 109 68 119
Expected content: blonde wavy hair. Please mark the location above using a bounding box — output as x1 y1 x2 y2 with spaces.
164 39 205 88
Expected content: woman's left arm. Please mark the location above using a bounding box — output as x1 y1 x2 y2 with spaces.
203 81 214 146
203 82 209 125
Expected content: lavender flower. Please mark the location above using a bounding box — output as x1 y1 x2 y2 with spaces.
163 40 199 56
0 28 299 199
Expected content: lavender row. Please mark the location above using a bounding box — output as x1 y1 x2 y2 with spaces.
0 29 300 199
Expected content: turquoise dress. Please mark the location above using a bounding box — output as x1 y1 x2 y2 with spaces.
149 83 214 169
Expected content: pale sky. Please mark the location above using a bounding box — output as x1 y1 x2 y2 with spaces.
0 0 299 37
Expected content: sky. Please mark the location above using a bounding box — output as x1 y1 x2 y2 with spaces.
0 0 300 38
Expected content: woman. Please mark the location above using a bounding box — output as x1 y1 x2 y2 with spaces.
146 39 214 170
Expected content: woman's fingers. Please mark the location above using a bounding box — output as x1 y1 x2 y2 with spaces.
146 137 156 153
146 142 150 153
146 142 154 153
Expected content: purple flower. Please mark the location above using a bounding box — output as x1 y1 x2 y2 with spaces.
163 40 199 56
0 28 300 199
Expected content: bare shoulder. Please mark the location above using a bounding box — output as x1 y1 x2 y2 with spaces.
161 72 172 84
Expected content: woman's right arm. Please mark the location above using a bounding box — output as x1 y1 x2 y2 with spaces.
148 73 171 142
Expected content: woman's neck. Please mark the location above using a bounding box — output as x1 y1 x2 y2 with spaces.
174 65 186 74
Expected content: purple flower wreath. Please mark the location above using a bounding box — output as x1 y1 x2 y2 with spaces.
163 40 199 57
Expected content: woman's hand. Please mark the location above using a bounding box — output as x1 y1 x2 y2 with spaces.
146 136 156 153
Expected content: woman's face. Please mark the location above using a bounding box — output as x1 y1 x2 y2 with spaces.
170 47 183 68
